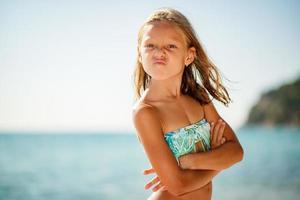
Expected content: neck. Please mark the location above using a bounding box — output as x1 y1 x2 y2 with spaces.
145 75 184 102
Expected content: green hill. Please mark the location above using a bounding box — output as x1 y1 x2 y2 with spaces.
245 76 300 127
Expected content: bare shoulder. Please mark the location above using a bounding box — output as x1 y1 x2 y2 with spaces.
202 101 221 123
133 100 154 114
132 101 160 124
132 100 163 142
203 101 241 142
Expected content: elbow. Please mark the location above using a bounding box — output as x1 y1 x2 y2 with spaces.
225 142 244 170
238 145 244 162
234 143 244 163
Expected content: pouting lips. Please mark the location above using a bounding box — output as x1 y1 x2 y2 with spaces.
153 59 166 65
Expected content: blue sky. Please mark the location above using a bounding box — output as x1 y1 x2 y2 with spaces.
0 0 299 133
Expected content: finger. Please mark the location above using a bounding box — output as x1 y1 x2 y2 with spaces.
217 122 226 144
143 168 155 175
152 182 165 192
160 185 167 191
210 122 215 133
221 137 226 144
145 176 160 189
144 176 160 190
213 120 222 145
210 122 215 141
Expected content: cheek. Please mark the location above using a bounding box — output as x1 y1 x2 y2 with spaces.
140 51 152 64
169 53 186 66
139 52 152 71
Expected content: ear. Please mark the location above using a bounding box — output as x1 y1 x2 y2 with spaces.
185 47 196 66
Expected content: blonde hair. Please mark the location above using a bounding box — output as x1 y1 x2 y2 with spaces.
133 8 232 106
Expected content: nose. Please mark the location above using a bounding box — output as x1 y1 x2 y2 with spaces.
153 46 166 58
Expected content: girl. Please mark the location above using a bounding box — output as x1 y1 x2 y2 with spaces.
132 8 243 200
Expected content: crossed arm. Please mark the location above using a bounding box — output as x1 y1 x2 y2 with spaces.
179 118 244 171
133 102 244 196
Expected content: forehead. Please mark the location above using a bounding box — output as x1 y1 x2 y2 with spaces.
141 21 187 44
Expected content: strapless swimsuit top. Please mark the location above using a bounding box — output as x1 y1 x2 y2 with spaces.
164 118 211 162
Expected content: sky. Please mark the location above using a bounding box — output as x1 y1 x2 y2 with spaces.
0 0 299 133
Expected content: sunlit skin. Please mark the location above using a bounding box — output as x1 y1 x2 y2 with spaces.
139 21 196 82
134 20 243 200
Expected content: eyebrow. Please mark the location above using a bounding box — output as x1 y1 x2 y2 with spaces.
142 38 182 45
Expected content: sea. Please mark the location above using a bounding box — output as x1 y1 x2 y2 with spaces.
0 126 300 200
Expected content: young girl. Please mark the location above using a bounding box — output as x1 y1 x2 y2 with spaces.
132 8 244 200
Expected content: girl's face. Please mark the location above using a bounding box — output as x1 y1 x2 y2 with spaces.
139 21 195 80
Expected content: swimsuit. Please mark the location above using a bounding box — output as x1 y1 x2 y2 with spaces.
164 116 211 164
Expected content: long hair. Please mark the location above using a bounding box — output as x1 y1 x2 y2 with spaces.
133 8 232 106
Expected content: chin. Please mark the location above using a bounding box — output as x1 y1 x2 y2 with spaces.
144 67 179 81
152 75 177 81
144 70 167 80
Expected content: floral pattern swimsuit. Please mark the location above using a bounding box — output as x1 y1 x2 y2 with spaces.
164 117 211 164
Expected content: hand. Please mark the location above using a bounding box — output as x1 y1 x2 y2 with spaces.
178 154 191 169
210 119 227 149
143 167 167 192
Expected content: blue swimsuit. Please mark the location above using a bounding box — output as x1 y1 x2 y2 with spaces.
164 117 211 164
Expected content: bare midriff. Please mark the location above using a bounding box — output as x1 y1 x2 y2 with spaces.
147 181 212 200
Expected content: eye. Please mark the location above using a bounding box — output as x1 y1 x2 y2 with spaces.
144 44 154 48
167 44 177 49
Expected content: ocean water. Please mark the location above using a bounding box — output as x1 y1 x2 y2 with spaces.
0 126 300 200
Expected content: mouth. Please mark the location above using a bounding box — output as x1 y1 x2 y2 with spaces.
153 60 166 65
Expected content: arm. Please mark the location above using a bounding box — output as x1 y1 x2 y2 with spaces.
179 102 244 171
132 104 220 196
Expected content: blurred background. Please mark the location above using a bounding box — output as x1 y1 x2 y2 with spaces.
0 0 299 199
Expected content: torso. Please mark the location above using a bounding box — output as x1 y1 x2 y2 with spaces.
141 95 206 135
137 94 212 200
